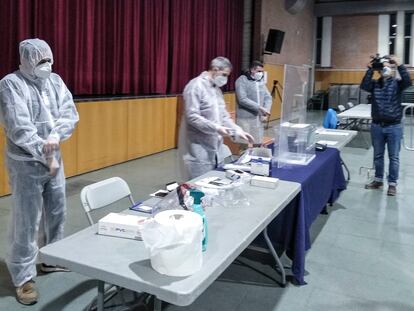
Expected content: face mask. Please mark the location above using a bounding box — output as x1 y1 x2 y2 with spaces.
34 62 52 79
253 72 263 81
213 75 228 87
381 66 392 78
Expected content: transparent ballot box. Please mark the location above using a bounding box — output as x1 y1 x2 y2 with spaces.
278 122 316 167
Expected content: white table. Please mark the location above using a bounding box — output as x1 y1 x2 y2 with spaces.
337 104 371 120
337 104 372 148
315 128 358 181
39 171 300 311
315 128 358 151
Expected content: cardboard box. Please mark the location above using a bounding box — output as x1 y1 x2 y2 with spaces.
98 213 148 240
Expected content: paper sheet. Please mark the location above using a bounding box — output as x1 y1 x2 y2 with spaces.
317 140 338 146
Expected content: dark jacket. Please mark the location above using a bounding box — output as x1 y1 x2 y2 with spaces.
360 65 412 124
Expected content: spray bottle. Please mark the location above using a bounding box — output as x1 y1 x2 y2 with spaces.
189 189 208 252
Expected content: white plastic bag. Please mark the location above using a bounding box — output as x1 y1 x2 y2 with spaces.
140 210 203 277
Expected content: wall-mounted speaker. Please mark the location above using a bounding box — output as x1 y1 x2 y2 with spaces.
264 29 285 54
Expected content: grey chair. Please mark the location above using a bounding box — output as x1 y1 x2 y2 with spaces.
81 177 135 310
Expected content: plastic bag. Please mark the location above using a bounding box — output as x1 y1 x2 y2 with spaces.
140 210 203 276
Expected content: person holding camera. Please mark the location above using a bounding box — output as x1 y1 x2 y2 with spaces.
360 55 412 196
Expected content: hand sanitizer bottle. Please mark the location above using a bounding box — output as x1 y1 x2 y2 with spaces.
189 189 207 252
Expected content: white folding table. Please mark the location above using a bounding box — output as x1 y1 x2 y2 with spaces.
40 171 300 311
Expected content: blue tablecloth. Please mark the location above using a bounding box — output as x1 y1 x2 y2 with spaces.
262 147 346 285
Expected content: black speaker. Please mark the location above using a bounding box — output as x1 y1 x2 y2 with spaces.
265 29 285 54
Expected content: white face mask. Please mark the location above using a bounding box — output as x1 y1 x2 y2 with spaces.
34 62 52 79
381 66 392 78
213 75 228 87
253 72 263 81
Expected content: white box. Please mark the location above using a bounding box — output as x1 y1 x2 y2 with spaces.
250 157 271 176
98 213 148 240
250 176 279 189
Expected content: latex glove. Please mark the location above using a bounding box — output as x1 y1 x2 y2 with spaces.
217 126 233 137
259 106 270 116
43 135 60 156
238 131 254 145
47 156 60 177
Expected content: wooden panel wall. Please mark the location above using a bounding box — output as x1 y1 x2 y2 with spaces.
0 128 10 195
315 69 414 91
76 101 129 174
264 63 284 121
315 70 367 90
60 126 78 177
0 97 178 197
128 97 177 159
223 93 236 112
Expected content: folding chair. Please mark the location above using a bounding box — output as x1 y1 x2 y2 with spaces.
337 104 346 112
346 102 354 109
80 177 135 310
81 177 135 225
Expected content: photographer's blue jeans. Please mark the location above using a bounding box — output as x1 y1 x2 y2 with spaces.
371 123 402 186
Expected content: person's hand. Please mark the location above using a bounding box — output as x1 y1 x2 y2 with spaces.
217 126 233 137
259 107 270 116
43 136 60 156
238 131 254 144
261 116 269 123
46 156 60 177
388 55 399 66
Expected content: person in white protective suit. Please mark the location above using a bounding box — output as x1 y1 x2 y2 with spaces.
0 38 79 305
178 56 254 180
236 60 272 145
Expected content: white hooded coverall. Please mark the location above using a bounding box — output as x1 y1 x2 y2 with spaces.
178 71 243 180
0 39 79 287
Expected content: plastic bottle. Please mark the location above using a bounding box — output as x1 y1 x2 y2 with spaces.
189 189 208 252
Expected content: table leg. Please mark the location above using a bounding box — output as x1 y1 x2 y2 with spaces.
154 297 162 311
340 157 350 181
97 281 105 311
263 227 286 287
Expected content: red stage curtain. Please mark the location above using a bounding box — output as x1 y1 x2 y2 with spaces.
0 0 244 96
168 0 244 93
0 0 34 77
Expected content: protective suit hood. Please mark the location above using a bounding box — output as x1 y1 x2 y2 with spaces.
19 39 54 84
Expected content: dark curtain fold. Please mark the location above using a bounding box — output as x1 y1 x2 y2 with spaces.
0 0 243 96
0 0 34 77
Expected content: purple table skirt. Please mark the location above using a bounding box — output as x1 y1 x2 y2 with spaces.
256 147 346 285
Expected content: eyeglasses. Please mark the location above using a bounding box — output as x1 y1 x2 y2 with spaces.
38 58 52 65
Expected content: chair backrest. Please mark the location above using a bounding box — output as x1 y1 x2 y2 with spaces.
338 104 346 112
347 102 354 108
323 108 338 129
80 177 135 225
220 144 235 163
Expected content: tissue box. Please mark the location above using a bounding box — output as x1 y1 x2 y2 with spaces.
98 213 148 240
250 176 279 189
250 156 271 176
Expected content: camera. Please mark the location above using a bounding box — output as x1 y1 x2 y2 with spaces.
370 53 390 71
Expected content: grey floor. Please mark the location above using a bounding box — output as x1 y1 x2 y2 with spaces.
1 111 413 311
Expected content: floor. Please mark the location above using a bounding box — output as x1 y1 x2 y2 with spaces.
0 112 413 311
